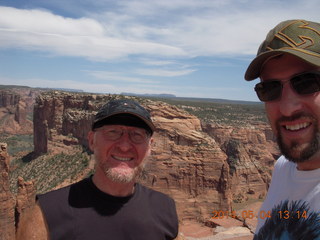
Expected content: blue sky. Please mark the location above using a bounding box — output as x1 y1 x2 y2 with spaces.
0 0 319 101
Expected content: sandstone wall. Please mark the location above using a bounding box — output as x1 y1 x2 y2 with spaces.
0 143 37 240
33 91 102 153
142 102 232 221
32 92 278 222
0 90 33 134
0 90 24 128
203 124 278 202
0 143 15 240
0 91 20 107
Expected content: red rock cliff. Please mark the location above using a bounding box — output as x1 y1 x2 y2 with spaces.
0 142 37 240
0 89 34 134
203 123 278 202
0 143 15 240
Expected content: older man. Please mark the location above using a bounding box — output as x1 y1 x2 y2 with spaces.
245 19 320 238
17 99 179 240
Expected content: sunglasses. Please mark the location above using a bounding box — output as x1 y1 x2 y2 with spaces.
254 71 320 102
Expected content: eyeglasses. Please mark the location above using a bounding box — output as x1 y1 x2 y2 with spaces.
98 126 150 144
254 71 320 102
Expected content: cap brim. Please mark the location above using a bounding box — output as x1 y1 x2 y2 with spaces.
93 111 156 133
245 48 320 81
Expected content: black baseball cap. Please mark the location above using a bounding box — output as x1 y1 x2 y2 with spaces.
92 99 155 135
245 19 320 80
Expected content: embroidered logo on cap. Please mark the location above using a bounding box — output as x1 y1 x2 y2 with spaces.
266 20 320 56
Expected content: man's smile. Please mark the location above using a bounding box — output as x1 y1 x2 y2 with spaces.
283 122 311 131
112 155 134 162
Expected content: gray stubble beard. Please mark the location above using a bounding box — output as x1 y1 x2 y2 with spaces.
104 164 144 183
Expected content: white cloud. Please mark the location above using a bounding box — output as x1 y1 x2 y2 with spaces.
0 1 319 61
92 0 320 57
0 6 186 61
87 70 158 83
139 59 177 66
0 7 104 36
134 68 196 77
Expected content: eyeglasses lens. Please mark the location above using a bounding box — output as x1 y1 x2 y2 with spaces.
101 128 148 144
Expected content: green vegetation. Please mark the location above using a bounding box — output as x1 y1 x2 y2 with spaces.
148 97 267 126
0 134 33 157
26 111 33 121
9 151 91 194
225 139 242 175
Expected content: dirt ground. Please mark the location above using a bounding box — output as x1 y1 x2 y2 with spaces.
178 201 263 240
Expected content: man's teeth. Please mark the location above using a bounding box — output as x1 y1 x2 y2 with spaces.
285 122 309 131
113 156 132 161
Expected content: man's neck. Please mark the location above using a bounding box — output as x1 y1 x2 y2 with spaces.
92 173 135 197
296 157 320 171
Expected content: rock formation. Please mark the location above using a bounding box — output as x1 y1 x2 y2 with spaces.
32 91 278 222
0 89 35 134
141 101 232 221
0 143 15 240
33 91 96 154
203 124 279 203
15 177 36 222
0 142 37 240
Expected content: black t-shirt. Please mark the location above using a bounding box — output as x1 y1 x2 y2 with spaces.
38 177 178 240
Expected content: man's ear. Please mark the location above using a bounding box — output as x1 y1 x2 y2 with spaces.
147 137 154 156
149 137 154 147
88 131 95 152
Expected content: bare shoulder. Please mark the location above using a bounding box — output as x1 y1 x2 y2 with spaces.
16 201 49 240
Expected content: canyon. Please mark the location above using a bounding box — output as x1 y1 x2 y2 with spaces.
0 88 278 239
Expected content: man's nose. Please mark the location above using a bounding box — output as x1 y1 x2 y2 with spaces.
117 132 133 151
278 82 303 116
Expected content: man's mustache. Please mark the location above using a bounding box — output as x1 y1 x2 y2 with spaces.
276 112 316 124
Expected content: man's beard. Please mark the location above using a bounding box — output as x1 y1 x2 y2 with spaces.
276 114 320 163
103 164 144 183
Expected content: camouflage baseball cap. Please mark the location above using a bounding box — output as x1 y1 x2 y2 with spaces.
92 99 155 134
245 19 320 80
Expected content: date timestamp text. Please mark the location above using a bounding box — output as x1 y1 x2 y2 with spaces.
211 210 308 220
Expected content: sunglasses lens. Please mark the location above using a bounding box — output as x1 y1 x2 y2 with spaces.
255 81 282 101
292 72 320 95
